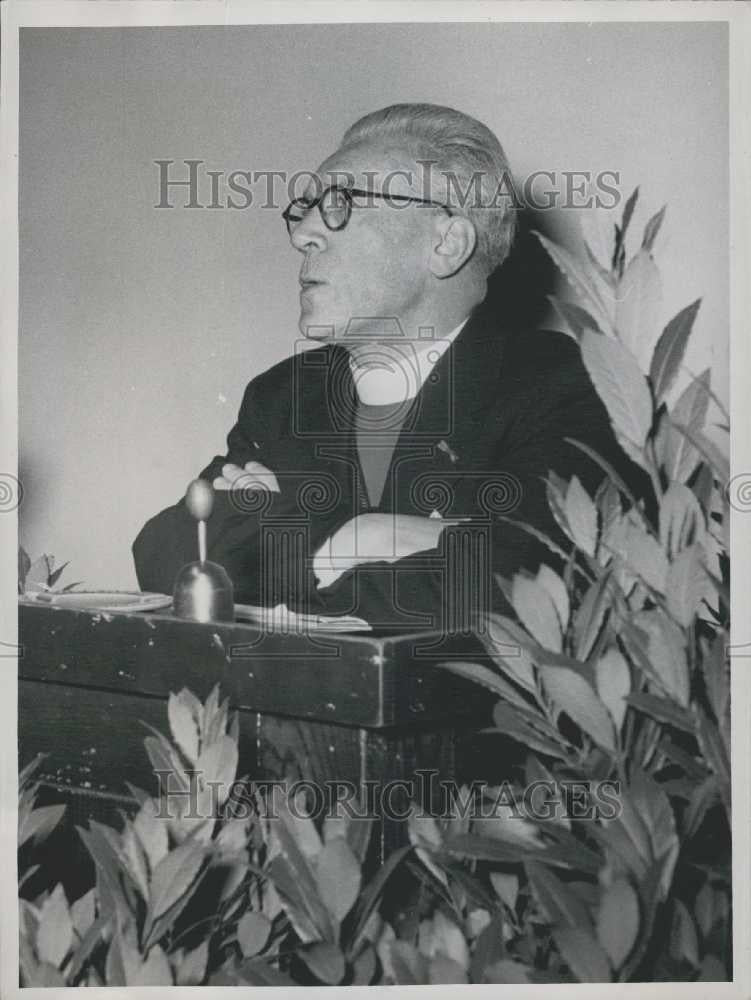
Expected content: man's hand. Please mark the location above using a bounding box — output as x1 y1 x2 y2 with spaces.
313 513 448 588
212 461 280 494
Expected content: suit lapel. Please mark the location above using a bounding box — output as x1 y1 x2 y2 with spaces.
380 307 510 514
305 307 509 517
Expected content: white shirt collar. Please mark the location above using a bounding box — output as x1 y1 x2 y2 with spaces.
348 318 469 406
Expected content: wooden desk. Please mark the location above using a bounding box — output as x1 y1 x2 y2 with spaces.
18 601 494 882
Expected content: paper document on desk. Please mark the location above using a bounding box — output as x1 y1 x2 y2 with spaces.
234 603 371 632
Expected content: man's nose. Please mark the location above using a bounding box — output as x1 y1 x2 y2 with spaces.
289 211 328 253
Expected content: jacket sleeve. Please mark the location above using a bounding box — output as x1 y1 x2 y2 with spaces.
311 345 652 630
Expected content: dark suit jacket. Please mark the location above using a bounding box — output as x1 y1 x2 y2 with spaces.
133 299 650 630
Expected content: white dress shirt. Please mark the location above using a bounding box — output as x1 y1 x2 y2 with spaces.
313 317 469 587
347 318 469 405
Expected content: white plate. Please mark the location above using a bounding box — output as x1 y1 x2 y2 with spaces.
25 590 172 613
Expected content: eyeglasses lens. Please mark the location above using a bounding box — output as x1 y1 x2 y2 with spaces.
320 188 349 230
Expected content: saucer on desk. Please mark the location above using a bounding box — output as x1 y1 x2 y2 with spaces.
24 590 173 613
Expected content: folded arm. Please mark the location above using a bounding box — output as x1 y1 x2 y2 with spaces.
309 362 652 630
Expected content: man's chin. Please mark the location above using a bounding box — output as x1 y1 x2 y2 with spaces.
299 312 338 341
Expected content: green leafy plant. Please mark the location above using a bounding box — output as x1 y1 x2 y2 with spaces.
20 688 254 986
18 545 82 595
434 190 730 982
18 686 395 986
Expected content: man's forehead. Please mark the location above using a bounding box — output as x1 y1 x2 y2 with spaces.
311 141 421 194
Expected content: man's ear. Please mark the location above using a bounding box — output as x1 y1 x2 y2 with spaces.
429 215 477 278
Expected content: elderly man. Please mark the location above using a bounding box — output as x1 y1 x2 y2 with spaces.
133 103 644 630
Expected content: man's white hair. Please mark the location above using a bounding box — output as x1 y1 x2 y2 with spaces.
340 102 517 274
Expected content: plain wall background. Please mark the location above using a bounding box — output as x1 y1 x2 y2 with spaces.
19 22 728 590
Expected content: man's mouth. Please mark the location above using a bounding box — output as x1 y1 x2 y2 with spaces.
299 277 325 289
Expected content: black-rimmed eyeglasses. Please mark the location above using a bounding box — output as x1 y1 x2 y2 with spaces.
282 185 453 235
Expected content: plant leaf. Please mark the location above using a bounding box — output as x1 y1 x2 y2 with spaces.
121 824 150 899
671 421 729 484
267 793 333 940
482 615 537 695
389 940 428 984
47 561 70 588
346 814 374 866
566 437 644 515
143 733 189 793
18 803 65 848
631 611 690 706
483 959 532 983
133 797 169 872
549 295 603 338
122 939 173 986
430 910 470 970
352 943 377 984
596 879 640 969
18 545 31 591
701 633 729 724
661 369 712 482
666 543 706 627
683 776 720 840
25 556 51 589
670 899 700 967
619 187 639 244
271 783 323 860
428 954 468 984
70 887 96 938
580 329 653 452
595 647 631 729
267 855 320 943
624 693 694 734
511 573 562 652
583 237 617 292
473 804 543 850
553 926 612 982
491 700 573 757
580 207 617 272
351 844 412 951
300 941 346 984
526 860 592 929
489 872 518 911
533 231 612 329
195 734 238 808
236 911 271 958
537 564 570 632
565 475 598 557
148 840 204 922
438 659 531 709
167 689 202 765
642 204 667 253
603 513 666 593
696 708 730 810
314 835 361 922
649 298 701 401
659 482 706 559
573 570 613 661
176 940 209 985
625 769 680 897
36 884 73 968
541 666 616 752
615 249 663 373
217 958 299 986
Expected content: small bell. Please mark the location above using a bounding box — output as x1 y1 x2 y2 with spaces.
172 479 235 623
